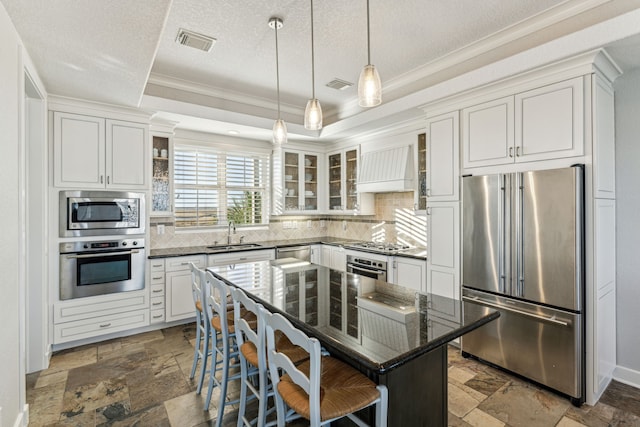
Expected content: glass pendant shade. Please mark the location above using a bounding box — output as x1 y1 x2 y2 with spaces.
358 64 382 107
304 98 323 130
273 119 287 145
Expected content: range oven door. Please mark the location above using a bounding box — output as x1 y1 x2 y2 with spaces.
60 247 145 300
346 262 387 282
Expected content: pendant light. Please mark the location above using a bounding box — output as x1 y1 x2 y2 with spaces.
304 0 323 130
358 0 382 107
270 17 287 145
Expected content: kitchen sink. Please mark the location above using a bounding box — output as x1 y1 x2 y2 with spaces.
206 243 262 252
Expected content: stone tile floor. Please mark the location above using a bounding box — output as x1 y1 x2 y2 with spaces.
27 324 640 426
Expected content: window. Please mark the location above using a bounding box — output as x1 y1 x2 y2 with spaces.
174 144 269 228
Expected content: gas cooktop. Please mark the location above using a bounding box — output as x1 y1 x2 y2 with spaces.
344 241 412 254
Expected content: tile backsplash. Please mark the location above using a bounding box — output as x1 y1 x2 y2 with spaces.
150 191 426 249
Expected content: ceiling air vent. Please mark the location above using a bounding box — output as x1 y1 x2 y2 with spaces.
326 78 353 90
175 28 216 52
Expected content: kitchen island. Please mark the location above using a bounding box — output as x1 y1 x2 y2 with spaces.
208 259 499 426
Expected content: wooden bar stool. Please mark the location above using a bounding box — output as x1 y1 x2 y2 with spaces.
262 307 388 427
188 263 210 394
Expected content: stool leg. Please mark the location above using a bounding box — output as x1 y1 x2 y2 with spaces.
190 313 202 379
236 356 249 427
214 338 231 427
196 324 210 395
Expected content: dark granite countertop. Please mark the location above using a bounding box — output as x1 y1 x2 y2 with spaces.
149 237 427 260
208 259 498 374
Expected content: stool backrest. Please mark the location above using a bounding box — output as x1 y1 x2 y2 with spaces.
230 287 263 351
205 271 231 334
262 308 322 419
189 262 204 310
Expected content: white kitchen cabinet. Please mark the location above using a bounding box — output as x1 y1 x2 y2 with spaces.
462 96 514 168
391 256 426 292
279 150 321 213
149 259 166 324
53 111 148 189
515 76 584 162
321 244 346 271
281 267 322 327
310 244 322 264
426 202 460 301
164 255 206 323
427 111 460 202
52 290 149 344
462 77 584 169
416 133 427 211
327 147 374 215
592 75 616 199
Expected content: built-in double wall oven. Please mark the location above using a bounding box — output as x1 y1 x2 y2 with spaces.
59 191 146 301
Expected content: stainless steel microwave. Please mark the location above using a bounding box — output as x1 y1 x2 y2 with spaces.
59 190 145 237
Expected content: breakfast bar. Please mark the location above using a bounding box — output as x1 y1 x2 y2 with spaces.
208 259 499 426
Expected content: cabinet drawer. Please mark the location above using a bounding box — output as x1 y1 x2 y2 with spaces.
53 309 149 344
208 249 275 266
150 284 165 296
149 259 165 272
150 309 165 324
150 271 165 284
165 255 206 272
150 296 165 310
54 291 148 323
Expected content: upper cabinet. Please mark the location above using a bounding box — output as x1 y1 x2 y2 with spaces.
416 133 427 211
281 150 321 213
462 77 584 169
425 111 460 202
53 111 148 189
327 147 373 215
151 135 172 216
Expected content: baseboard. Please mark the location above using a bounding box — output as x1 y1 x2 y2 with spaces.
613 365 640 390
12 404 29 427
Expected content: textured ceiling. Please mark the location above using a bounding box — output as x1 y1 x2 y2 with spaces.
3 0 640 141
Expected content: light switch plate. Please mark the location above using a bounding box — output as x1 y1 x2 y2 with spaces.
342 220 347 231
307 220 312 228
157 224 165 235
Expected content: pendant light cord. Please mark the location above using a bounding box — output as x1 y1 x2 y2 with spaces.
310 0 316 99
366 0 371 65
275 22 282 119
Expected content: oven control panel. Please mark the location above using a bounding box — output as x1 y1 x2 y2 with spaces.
60 238 145 254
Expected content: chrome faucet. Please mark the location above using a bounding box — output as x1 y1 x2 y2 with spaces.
227 220 236 244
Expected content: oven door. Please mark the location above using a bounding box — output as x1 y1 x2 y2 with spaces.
60 248 145 300
347 263 387 282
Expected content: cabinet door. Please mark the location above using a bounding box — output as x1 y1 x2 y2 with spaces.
328 152 343 211
427 111 460 201
310 244 322 264
515 77 584 162
320 246 331 267
54 112 105 188
151 135 172 215
416 133 427 211
165 270 196 322
330 246 346 271
427 202 460 300
106 119 148 189
393 257 425 292
302 154 318 211
592 76 615 199
462 96 514 168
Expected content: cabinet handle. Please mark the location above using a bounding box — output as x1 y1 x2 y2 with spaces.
152 276 163 280
239 257 247 261
152 263 162 268
152 289 163 293
153 314 163 319
426 208 431 215
152 302 162 306
107 176 110 184
180 262 189 265
99 323 111 328
509 147 514 158
100 175 104 184
516 146 521 157
426 188 431 197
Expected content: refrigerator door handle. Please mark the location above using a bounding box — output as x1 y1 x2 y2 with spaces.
516 172 524 297
498 174 506 293
462 296 570 327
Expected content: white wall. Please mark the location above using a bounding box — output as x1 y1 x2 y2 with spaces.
0 2 25 426
613 67 640 386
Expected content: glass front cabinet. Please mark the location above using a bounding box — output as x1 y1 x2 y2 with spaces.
416 132 427 212
151 135 173 216
281 149 321 213
327 147 373 215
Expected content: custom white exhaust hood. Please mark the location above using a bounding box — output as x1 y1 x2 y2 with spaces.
358 145 415 193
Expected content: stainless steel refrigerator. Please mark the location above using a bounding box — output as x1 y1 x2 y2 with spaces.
461 166 584 405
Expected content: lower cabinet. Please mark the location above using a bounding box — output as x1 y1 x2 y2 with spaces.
426 202 460 301
52 290 149 344
391 257 426 292
164 254 206 323
320 244 346 270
